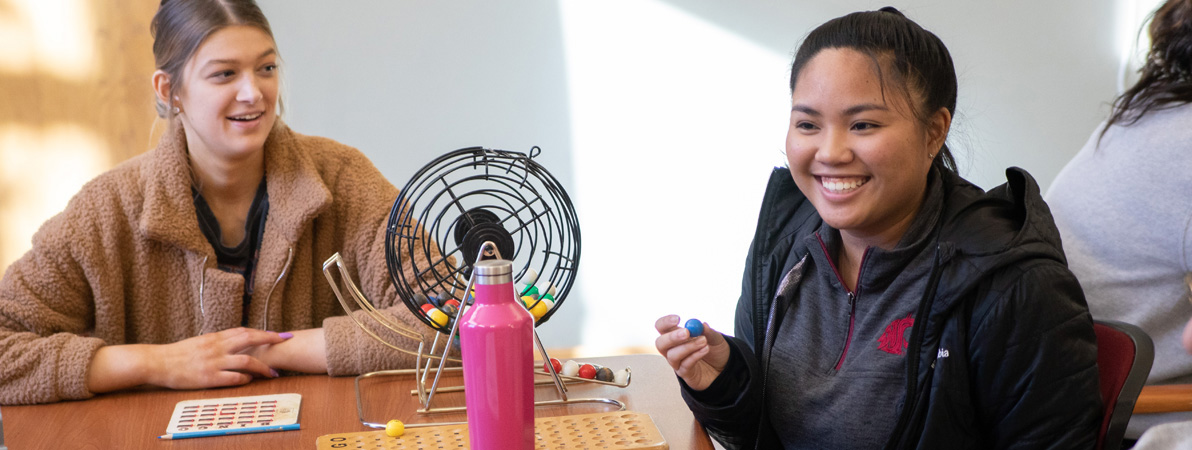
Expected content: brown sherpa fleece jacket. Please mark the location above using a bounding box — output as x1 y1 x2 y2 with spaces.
0 120 447 405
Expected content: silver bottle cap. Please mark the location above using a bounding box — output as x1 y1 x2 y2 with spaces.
473 260 512 285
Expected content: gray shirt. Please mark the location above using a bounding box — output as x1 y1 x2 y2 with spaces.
769 173 943 449
1047 103 1192 436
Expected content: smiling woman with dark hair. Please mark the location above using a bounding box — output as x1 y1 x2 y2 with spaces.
655 7 1101 449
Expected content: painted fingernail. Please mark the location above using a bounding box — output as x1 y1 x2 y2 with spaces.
271 369 280 377
278 332 294 339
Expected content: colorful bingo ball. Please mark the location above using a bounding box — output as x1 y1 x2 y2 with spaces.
578 364 597 379
420 303 435 314
614 368 630 385
561 359 580 376
445 298 461 308
684 319 704 337
521 285 540 298
414 293 429 306
542 293 555 301
544 358 562 373
521 296 536 308
528 300 549 320
524 268 539 285
595 367 615 382
386 420 405 437
441 304 459 318
428 308 449 327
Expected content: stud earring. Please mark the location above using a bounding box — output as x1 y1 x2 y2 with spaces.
928 153 935 159
173 105 181 114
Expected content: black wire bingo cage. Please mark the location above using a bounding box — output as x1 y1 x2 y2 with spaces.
324 146 631 423
385 146 581 332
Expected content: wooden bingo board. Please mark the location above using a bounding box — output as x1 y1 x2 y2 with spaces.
316 410 667 450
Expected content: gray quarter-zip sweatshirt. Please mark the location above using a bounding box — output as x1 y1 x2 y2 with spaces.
768 173 943 449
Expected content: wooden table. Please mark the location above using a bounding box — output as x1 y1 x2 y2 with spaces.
0 354 712 449
1134 384 1192 414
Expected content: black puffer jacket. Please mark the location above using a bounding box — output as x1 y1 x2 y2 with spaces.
682 167 1101 449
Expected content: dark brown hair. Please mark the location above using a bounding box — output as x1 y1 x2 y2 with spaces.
150 0 277 119
1102 0 1192 138
790 7 959 174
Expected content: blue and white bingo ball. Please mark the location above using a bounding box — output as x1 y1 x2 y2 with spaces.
684 318 704 337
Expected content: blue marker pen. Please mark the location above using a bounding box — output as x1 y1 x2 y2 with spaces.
157 423 300 440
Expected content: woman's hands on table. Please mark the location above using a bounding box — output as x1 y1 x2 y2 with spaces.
86 327 327 394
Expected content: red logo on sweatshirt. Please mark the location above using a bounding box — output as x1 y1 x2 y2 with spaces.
878 313 915 356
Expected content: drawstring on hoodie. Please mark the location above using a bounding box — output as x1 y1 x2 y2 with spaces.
262 246 293 331
198 255 208 316
196 247 293 333
197 255 209 334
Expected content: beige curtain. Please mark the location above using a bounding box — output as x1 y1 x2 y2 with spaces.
0 0 161 272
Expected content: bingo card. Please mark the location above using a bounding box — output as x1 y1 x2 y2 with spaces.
162 393 301 439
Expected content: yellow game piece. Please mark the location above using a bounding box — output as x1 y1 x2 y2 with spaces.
385 419 405 437
521 295 536 309
428 309 449 327
529 299 549 320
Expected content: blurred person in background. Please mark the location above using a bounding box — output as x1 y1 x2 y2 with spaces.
1048 0 1192 441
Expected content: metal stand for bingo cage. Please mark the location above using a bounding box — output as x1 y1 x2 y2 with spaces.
321 147 631 430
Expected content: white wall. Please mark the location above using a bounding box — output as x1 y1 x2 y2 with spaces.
261 0 1122 352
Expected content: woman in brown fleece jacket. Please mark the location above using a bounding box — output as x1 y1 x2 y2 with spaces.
0 0 446 404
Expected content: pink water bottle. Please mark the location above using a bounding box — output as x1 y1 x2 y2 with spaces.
460 260 535 449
